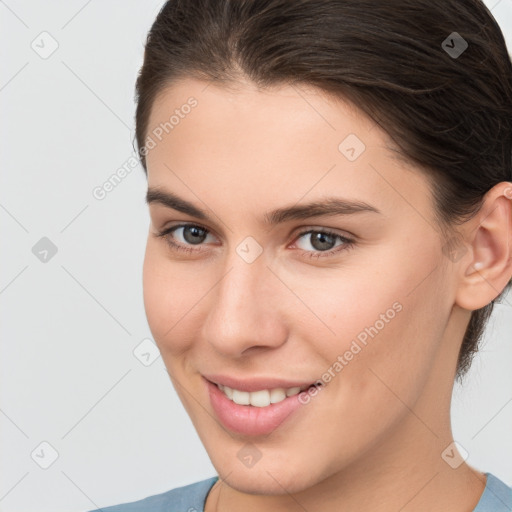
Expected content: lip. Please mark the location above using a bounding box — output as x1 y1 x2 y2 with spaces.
204 377 313 436
202 374 316 392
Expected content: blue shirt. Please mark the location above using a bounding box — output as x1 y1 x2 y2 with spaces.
86 472 512 511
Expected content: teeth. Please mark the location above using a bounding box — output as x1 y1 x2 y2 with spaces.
269 388 286 403
232 389 250 405
223 385 233 399
217 384 307 407
285 387 301 397
248 389 270 407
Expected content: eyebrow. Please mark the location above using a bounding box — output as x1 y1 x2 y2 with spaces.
146 187 380 226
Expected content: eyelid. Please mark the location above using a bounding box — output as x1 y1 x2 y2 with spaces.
158 222 354 242
291 224 355 240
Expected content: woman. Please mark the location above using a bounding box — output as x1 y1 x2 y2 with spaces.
88 0 512 510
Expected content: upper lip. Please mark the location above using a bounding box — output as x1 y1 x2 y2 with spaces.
203 374 316 392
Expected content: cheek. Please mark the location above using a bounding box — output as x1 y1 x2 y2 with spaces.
142 240 190 353
297 240 449 393
143 242 164 334
287 263 449 465
142 238 219 360
326 257 450 422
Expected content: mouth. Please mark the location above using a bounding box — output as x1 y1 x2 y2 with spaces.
204 377 321 436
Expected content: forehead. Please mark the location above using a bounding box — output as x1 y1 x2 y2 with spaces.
147 77 380 146
144 78 432 221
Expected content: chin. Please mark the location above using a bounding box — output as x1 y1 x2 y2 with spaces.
211 453 323 496
222 470 313 496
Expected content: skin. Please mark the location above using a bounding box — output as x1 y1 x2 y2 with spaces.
142 77 512 512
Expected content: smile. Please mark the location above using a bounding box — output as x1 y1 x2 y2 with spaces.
216 383 309 407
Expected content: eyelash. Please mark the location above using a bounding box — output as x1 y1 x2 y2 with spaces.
155 223 355 259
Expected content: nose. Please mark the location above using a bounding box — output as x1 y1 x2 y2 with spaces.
202 252 288 358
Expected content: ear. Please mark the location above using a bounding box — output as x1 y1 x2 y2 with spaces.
454 181 512 311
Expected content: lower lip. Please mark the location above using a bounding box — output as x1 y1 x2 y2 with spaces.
205 378 308 436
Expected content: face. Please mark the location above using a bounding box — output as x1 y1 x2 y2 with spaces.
142 78 462 495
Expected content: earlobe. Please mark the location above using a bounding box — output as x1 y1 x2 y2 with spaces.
455 182 512 311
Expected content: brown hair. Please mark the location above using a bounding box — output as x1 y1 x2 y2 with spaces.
134 0 512 381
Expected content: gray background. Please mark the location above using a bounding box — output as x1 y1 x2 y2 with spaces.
1 1 511 511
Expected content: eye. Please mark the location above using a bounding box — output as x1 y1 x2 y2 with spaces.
292 228 355 259
155 223 355 259
156 224 216 254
